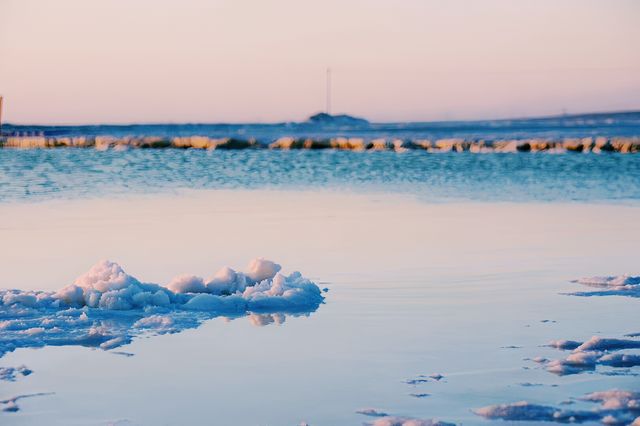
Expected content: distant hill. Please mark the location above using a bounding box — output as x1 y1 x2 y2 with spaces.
306 112 369 126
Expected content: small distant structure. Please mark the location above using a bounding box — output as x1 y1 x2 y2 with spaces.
0 95 3 135
310 68 369 127
306 112 369 126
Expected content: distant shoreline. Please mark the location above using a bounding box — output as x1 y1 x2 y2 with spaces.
2 110 639 152
3 109 640 128
1 134 639 153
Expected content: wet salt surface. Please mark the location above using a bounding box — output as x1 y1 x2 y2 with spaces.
0 191 638 425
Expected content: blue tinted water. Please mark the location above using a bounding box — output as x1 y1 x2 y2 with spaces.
0 149 638 203
1 113 639 425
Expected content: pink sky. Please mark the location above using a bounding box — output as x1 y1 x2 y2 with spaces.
1 0 639 124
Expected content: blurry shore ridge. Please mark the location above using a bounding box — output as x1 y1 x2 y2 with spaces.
1 111 640 153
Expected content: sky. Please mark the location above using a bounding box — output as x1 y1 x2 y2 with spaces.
1 0 639 124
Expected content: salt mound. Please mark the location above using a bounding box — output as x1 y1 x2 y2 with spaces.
74 260 140 292
0 259 324 357
206 266 245 295
37 258 319 312
545 351 601 375
582 390 640 410
548 339 582 350
167 275 206 294
245 258 281 283
475 401 564 421
54 260 173 310
599 354 640 368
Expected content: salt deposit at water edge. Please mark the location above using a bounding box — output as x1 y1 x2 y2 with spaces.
475 401 600 423
547 339 582 350
355 407 455 426
0 258 324 357
599 354 640 368
0 365 32 381
575 275 640 288
576 337 640 352
364 416 455 426
475 390 640 424
475 275 639 424
537 335 640 376
568 275 640 298
356 408 390 417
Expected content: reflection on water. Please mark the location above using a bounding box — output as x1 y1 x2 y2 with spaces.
0 305 318 360
247 313 287 327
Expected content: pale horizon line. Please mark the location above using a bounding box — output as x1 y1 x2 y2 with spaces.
3 107 640 128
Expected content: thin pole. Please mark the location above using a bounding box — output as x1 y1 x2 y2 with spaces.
326 68 331 115
0 96 3 135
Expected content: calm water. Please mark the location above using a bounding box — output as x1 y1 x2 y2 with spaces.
1 150 639 203
1 192 639 425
